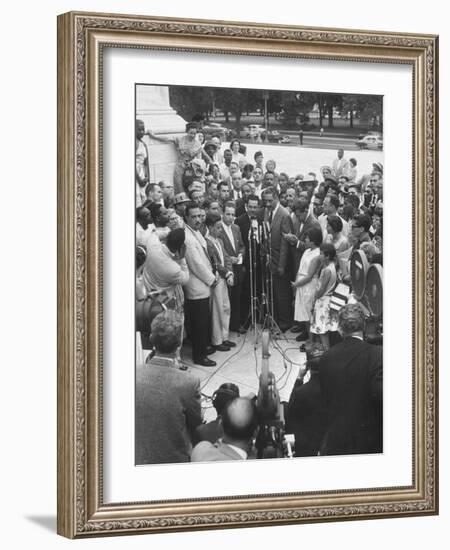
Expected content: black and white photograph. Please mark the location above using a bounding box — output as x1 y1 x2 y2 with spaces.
135 83 384 466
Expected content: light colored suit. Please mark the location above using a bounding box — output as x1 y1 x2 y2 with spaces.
332 157 350 178
206 237 232 346
191 440 245 462
183 225 215 300
220 223 246 331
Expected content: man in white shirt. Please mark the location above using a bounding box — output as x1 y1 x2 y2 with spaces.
252 166 264 198
136 206 153 249
332 148 350 179
219 149 233 182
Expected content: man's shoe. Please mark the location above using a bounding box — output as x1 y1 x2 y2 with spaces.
194 358 217 367
206 345 216 355
295 332 309 342
238 326 247 334
290 325 303 333
215 344 231 352
223 340 236 348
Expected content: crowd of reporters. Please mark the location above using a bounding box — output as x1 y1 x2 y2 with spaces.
135 120 383 464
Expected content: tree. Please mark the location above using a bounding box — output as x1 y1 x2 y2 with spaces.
169 86 214 121
214 88 262 132
357 95 383 130
278 91 316 128
322 94 343 128
341 94 360 128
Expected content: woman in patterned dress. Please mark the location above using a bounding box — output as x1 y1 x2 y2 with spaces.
147 122 213 194
310 242 338 350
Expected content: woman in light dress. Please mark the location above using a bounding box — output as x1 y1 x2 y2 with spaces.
310 243 339 350
324 214 351 277
292 227 323 346
230 138 247 170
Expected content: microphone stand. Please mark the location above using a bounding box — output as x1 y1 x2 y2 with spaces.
249 220 256 340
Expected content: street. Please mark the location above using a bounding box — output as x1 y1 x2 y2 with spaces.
245 131 380 151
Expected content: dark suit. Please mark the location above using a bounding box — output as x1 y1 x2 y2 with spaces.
286 372 328 457
262 204 294 331
220 222 246 331
135 358 202 464
318 337 383 456
234 198 246 217
235 213 262 327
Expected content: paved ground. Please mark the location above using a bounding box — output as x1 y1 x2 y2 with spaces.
180 328 304 422
225 141 384 181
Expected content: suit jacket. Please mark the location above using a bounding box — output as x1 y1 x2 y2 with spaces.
286 372 327 457
220 223 245 259
206 237 233 279
191 440 244 462
234 198 246 218
220 223 245 285
295 212 322 243
184 225 215 300
318 337 383 456
135 358 202 464
261 204 293 272
235 213 262 270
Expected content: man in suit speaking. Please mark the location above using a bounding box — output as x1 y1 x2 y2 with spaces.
261 187 294 332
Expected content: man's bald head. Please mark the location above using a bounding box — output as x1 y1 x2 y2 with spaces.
221 397 257 442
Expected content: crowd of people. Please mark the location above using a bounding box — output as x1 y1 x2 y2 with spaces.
135 118 383 464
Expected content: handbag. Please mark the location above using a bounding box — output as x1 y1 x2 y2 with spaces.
329 282 351 312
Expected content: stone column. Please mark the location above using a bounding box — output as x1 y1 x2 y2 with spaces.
136 85 186 185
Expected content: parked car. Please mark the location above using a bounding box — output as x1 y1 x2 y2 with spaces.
202 122 231 140
278 135 291 144
266 130 281 143
357 130 383 140
241 124 266 140
356 134 383 150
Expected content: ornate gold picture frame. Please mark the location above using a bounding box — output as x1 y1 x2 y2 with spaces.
57 11 438 538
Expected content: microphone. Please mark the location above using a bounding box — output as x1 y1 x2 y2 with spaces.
250 218 259 243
